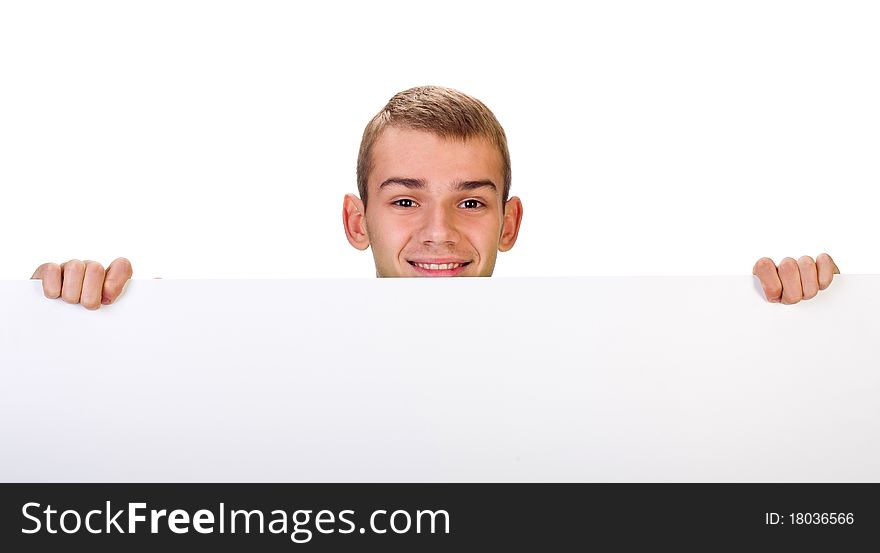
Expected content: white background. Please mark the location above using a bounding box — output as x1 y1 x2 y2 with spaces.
1 1 877 279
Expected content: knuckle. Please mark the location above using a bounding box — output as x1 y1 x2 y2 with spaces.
65 259 85 273
779 258 800 275
115 257 133 274
798 255 815 265
753 257 775 273
85 260 105 273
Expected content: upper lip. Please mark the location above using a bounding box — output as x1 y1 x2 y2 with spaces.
408 258 471 264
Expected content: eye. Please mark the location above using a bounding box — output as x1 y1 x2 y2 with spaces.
392 199 417 208
459 199 485 209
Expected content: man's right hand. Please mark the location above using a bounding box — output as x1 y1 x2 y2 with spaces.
31 257 133 310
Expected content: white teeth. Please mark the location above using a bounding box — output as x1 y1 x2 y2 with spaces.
414 262 462 270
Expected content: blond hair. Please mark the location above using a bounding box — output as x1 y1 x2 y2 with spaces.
357 86 511 206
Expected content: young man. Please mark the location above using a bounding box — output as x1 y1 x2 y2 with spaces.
30 86 838 306
341 86 521 277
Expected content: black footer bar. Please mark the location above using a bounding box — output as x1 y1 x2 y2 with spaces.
1 483 876 551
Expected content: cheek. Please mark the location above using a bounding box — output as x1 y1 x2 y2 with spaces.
370 216 416 258
461 216 502 258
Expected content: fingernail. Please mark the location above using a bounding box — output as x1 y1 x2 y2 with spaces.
769 298 780 303
101 296 110 305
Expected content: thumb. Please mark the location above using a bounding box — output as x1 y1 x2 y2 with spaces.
32 263 49 279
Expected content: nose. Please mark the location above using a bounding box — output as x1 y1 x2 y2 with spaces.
418 203 460 246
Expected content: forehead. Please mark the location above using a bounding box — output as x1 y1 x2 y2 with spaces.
369 127 504 193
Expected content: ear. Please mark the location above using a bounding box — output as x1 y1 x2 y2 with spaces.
498 196 523 252
342 194 370 250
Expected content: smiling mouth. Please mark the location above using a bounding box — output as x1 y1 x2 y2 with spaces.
407 260 472 275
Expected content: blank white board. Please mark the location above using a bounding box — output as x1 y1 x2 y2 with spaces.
1 277 878 482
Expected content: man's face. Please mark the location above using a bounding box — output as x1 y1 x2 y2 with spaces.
344 127 522 277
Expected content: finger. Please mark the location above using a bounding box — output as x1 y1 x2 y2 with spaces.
817 253 838 290
31 263 63 299
102 257 133 305
797 256 819 300
752 257 782 303
60 259 86 304
80 260 106 310
778 257 803 304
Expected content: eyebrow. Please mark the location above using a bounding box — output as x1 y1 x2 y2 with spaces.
379 177 426 190
378 177 497 192
454 179 497 192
